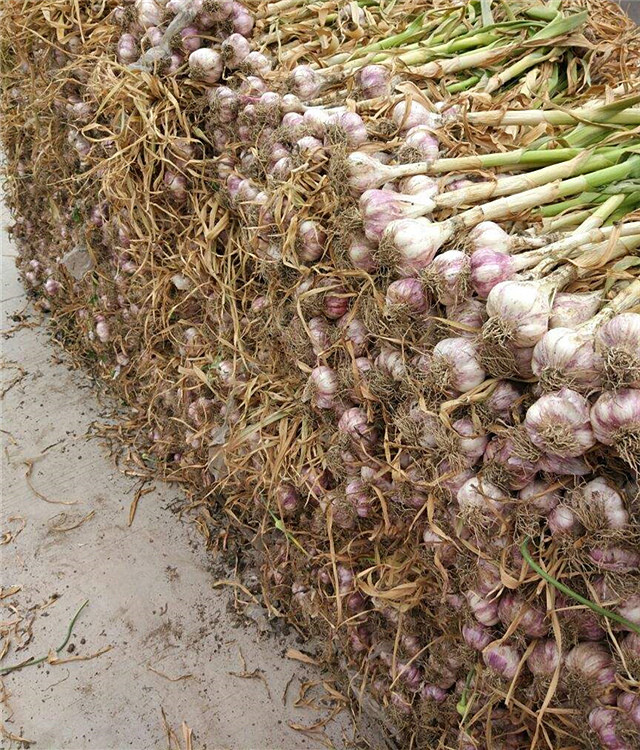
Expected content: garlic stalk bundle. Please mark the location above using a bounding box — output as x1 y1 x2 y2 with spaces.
590 388 640 470
427 337 486 394
596 310 640 389
525 387 595 458
549 291 601 329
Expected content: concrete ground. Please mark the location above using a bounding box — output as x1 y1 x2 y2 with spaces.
0 198 385 749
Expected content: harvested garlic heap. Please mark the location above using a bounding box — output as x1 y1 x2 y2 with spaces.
2 0 640 747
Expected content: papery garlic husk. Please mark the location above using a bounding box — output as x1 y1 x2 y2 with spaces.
532 326 603 393
596 312 640 389
525 387 595 458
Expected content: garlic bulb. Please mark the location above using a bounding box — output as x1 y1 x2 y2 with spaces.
188 47 222 83
524 387 595 458
428 337 486 394
457 476 509 517
385 277 428 315
590 389 640 469
485 279 555 348
355 64 390 98
532 327 602 393
549 291 601 329
527 639 561 677
308 366 338 409
379 217 439 275
596 312 640 388
578 477 628 529
483 642 522 680
392 100 441 132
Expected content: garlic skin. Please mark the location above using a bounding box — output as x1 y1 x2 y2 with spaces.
288 65 322 100
548 504 583 536
430 337 486 393
524 387 596 458
497 593 547 638
532 327 602 393
422 250 469 305
296 220 326 263
380 217 439 275
549 291 601 329
446 298 487 337
485 279 554 347
462 623 494 651
469 221 511 252
466 590 500 626
596 312 640 388
401 125 440 163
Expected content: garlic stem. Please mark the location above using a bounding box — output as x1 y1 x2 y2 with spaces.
576 194 626 232
467 108 640 127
